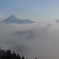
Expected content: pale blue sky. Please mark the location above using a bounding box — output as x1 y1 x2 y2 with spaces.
0 0 59 21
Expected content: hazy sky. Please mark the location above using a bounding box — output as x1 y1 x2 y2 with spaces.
0 0 59 21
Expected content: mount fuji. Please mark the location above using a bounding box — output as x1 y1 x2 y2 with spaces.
0 15 35 24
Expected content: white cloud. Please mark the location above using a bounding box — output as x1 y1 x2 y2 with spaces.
0 21 59 59
16 15 26 20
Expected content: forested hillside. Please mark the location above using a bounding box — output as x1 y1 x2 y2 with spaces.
0 49 25 59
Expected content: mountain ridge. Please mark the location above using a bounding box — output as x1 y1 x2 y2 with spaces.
0 15 35 24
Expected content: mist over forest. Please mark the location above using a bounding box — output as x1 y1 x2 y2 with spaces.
0 21 59 59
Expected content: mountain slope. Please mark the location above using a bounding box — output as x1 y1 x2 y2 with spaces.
0 15 35 24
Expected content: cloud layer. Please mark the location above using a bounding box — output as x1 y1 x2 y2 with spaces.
0 22 59 59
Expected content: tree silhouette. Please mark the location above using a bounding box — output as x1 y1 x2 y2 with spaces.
22 56 25 59
0 49 25 59
0 48 39 59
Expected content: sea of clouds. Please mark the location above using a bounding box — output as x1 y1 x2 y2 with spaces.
0 21 59 59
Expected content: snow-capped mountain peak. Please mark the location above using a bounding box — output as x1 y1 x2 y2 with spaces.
1 15 35 24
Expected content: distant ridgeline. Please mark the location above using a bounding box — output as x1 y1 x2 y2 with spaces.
0 48 38 59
